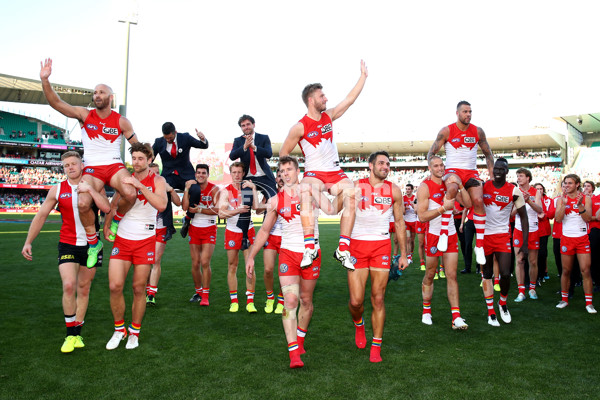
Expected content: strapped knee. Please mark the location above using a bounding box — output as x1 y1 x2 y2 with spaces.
281 283 299 321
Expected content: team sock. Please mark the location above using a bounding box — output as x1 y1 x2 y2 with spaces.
499 295 508 307
128 323 141 337
114 320 125 333
338 235 350 252
147 285 157 296
304 235 315 250
202 288 210 297
494 276 500 286
518 285 526 296
585 293 592 306
422 301 432 315
74 321 83 336
472 212 486 248
372 337 382 348
65 314 77 336
86 233 98 246
529 281 536 292
561 291 569 304
277 292 284 306
485 294 495 316
229 290 238 303
266 290 274 300
246 290 255 304
451 307 461 322
195 287 203 297
288 341 299 352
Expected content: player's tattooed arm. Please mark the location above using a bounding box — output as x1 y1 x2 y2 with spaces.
427 127 448 161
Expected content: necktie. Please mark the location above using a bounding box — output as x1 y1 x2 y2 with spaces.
249 145 257 175
170 142 177 158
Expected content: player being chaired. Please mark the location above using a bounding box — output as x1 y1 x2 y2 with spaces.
40 59 139 268
427 101 494 266
279 60 368 271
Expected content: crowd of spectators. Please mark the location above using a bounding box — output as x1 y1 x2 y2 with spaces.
0 166 65 185
0 190 45 208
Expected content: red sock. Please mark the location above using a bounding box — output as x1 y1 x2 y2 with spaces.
338 235 350 252
485 295 495 316
561 291 569 303
451 307 461 322
86 233 98 246
304 235 315 249
585 293 592 306
518 285 526 296
472 212 486 248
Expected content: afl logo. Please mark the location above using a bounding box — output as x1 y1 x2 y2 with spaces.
561 246 567 252
451 138 460 143
279 263 289 273
147 251 154 257
430 246 438 254
360 195 369 202
85 168 95 173
307 131 319 138
60 193 72 199
433 193 442 198
483 194 492 199
279 207 291 213
86 124 98 131
382 255 389 261
111 247 120 256
228 240 236 247
305 172 316 177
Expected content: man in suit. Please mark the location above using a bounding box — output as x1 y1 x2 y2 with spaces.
152 122 209 238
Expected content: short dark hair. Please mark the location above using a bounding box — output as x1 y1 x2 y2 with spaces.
457 100 471 110
196 163 210 174
406 183 414 190
61 151 81 161
130 142 154 160
516 167 532 182
368 150 389 165
230 161 245 171
584 180 595 189
563 173 581 187
149 162 159 169
302 83 323 107
238 114 255 126
162 122 176 135
534 182 546 195
278 155 299 170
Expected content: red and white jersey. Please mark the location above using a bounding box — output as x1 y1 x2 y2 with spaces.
424 177 456 236
269 215 283 237
191 182 218 228
590 194 600 230
352 179 394 241
298 113 339 172
561 196 588 237
56 180 87 246
403 194 418 223
81 110 124 166
276 189 319 253
483 181 521 235
117 172 158 240
515 186 539 233
224 184 253 233
444 123 480 170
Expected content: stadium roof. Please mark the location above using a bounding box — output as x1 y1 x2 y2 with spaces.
272 133 564 155
0 73 98 107
559 113 600 135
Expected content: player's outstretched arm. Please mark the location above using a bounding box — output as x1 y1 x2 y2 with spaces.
392 184 409 270
427 127 449 161
21 185 58 260
280 123 303 157
477 127 494 177
328 60 368 121
39 58 88 123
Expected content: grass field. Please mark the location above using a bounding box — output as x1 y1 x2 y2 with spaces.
1 214 599 400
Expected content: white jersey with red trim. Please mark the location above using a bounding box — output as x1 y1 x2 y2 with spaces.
444 123 480 170
403 194 418 223
81 109 124 166
56 180 87 246
276 189 319 253
483 181 521 235
352 179 394 241
298 113 340 172
269 216 283 236
515 186 539 233
424 178 456 236
561 196 588 237
117 172 158 240
224 184 253 233
191 182 218 228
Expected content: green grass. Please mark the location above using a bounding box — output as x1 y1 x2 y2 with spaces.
1 216 599 399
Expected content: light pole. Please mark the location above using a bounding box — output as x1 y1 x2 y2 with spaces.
118 11 138 162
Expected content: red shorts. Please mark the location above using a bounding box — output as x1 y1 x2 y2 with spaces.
405 220 417 233
389 222 396 233
303 169 349 185
155 227 168 244
416 221 427 234
560 236 591 255
483 233 512 256
513 229 540 250
83 163 126 185
278 248 321 280
349 239 392 270
425 232 458 257
264 234 281 251
225 227 256 250
189 225 217 245
445 168 480 186
111 235 155 265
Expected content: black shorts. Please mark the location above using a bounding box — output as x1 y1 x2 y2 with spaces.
57 242 103 268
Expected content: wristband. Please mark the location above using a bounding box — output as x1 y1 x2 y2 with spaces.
579 209 586 215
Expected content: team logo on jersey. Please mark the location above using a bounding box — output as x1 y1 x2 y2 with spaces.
279 263 288 273
451 138 461 143
514 239 520 246
322 123 332 134
305 172 316 177
228 240 236 247
103 127 119 135
561 245 567 252
374 196 392 205
430 246 438 254
360 195 369 202
382 255 389 261
433 193 443 199
85 168 95 173
307 131 319 138
111 247 120 256
60 193 72 199
147 251 154 257
483 194 492 199
279 207 291 213
464 137 476 143
313 266 319 271
495 195 510 203
201 195 213 202
86 124 98 131
350 256 357 265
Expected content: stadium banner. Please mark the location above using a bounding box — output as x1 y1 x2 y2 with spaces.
29 159 62 166
0 157 28 165
0 183 52 189
0 207 58 214
40 144 68 150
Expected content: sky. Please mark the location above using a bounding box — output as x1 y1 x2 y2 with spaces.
1 0 599 151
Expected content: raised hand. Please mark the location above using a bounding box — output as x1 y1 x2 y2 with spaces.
360 59 368 78
40 58 53 80
195 129 206 141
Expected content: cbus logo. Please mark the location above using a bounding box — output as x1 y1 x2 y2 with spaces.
307 131 319 138
201 196 213 202
495 195 510 203
374 196 392 205
102 127 119 135
322 123 332 134
86 124 98 131
464 137 476 143
60 193 72 199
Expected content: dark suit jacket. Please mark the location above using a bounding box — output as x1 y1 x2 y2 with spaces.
229 132 275 182
152 132 209 181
